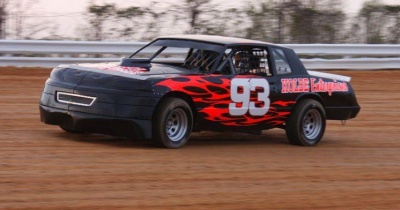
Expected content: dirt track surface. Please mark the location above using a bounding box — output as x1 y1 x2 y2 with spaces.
0 67 399 209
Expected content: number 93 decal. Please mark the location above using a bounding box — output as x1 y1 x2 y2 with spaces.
229 78 270 116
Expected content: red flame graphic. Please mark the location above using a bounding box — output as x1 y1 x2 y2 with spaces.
79 63 147 74
156 76 295 127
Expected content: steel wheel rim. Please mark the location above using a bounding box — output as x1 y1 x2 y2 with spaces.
165 109 188 142
302 109 322 140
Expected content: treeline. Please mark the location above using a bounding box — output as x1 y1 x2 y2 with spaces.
1 0 400 44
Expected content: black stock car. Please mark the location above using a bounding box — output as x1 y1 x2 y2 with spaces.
39 35 360 148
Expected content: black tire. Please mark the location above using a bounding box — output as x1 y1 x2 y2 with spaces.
285 99 326 146
152 97 193 149
59 126 84 134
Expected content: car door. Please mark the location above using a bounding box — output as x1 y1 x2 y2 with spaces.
221 47 281 128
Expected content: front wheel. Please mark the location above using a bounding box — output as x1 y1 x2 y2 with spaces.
285 99 326 146
152 98 193 149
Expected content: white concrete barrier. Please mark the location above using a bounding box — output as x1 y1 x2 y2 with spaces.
1 40 399 69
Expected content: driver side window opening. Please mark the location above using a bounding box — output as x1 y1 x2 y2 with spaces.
232 48 272 76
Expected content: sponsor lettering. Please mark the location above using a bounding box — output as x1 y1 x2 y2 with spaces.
281 78 310 93
281 78 348 96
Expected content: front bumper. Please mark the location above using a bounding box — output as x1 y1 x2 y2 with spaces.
39 105 152 139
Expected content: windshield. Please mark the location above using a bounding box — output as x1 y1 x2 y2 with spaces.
130 39 224 73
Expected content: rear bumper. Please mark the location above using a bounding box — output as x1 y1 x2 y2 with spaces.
325 106 360 120
39 105 152 139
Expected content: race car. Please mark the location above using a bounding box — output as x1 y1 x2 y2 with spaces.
39 35 360 148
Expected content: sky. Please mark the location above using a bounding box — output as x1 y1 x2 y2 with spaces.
11 0 400 40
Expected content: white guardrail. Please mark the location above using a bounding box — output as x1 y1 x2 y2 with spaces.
1 40 400 70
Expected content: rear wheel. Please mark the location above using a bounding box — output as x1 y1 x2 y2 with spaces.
286 99 326 146
152 98 193 149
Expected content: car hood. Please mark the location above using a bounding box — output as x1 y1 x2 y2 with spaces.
58 62 196 80
49 62 201 93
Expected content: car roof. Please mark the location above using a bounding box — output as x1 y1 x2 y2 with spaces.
158 35 279 47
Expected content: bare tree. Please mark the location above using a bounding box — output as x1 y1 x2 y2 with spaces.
115 5 145 40
86 3 116 41
0 0 8 39
354 0 400 44
287 0 345 43
245 1 275 41
12 0 41 39
275 0 286 43
359 0 387 44
142 5 167 40
202 8 246 37
385 5 400 44
169 0 218 34
185 0 212 34
243 0 345 43
244 0 297 42
5 0 49 39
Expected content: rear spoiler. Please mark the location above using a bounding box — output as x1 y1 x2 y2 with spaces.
307 70 351 82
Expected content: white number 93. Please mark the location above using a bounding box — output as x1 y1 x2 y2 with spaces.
229 78 270 116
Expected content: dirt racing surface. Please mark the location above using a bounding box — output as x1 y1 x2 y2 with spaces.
0 67 399 209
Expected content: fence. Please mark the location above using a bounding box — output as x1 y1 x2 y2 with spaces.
1 40 400 70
